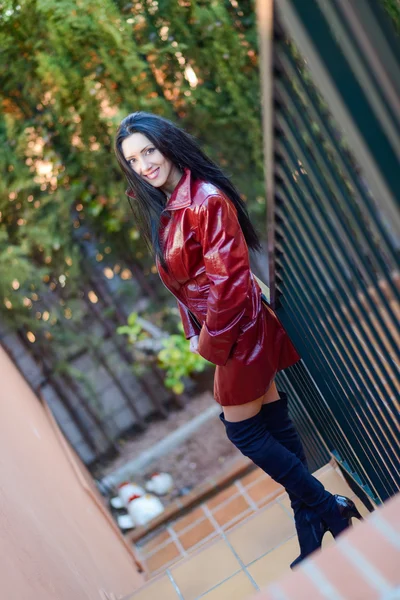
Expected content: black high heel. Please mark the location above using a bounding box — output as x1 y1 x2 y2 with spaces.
291 496 363 569
290 518 329 569
327 494 363 538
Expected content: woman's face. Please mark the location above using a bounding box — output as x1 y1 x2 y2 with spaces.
121 132 179 192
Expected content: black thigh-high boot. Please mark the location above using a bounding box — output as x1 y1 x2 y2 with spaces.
261 391 327 567
219 409 361 539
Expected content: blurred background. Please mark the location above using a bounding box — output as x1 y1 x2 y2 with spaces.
1 1 399 598
0 0 271 484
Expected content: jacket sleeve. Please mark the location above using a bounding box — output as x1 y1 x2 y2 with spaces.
177 299 201 340
197 193 251 366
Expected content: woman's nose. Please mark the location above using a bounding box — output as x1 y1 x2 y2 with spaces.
139 158 151 175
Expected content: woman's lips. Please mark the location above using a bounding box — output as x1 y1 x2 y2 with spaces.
146 167 160 180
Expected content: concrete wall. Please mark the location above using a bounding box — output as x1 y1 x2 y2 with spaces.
0 320 170 465
0 346 145 600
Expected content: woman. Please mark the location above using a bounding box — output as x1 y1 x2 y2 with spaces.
114 112 362 567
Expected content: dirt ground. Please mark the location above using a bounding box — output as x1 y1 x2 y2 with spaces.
99 390 241 503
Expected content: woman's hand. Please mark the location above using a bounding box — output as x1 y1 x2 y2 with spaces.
189 334 200 354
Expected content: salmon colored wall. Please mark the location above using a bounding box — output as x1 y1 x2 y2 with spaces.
0 347 145 600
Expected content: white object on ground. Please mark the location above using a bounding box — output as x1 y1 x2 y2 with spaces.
127 493 164 527
145 472 174 495
117 514 135 530
117 482 145 507
110 496 124 509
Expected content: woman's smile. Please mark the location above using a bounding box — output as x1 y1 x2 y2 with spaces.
145 167 160 180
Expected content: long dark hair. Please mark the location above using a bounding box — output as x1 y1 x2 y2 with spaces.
114 112 262 271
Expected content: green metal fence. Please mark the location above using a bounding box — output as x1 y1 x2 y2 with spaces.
265 0 400 504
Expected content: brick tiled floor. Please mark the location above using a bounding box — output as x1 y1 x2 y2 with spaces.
144 541 181 574
179 518 216 551
127 472 400 600
212 495 250 527
129 463 376 600
136 463 292 578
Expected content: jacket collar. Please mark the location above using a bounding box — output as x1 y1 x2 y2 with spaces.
125 168 192 211
165 168 192 211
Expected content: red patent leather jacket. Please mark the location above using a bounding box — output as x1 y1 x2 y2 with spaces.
130 168 300 405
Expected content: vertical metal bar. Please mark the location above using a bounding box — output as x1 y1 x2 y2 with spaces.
277 311 366 481
276 0 400 228
274 171 400 419
276 48 399 270
276 113 399 358
267 3 400 503
278 213 400 470
276 79 400 324
281 257 399 497
275 164 400 416
256 0 276 306
280 282 394 500
277 298 381 497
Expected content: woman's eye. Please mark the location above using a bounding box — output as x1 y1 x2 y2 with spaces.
128 148 155 166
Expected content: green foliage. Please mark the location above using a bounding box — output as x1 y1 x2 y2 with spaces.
116 311 149 344
0 0 264 370
118 313 210 395
116 0 265 220
157 322 210 395
380 0 400 35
